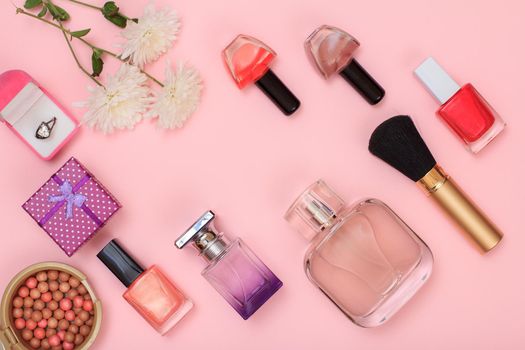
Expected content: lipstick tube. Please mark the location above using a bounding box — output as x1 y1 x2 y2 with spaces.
417 165 503 252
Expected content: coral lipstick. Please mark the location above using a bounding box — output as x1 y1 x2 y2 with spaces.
223 34 300 116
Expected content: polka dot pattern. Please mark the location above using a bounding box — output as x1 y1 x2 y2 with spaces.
22 157 121 256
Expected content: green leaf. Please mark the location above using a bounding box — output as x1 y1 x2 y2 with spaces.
24 0 42 9
55 5 70 21
104 13 127 28
92 48 102 59
70 29 91 38
102 1 119 17
37 6 47 17
91 50 104 77
101 2 128 27
46 2 70 21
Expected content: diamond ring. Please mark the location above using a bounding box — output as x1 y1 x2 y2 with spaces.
36 117 57 139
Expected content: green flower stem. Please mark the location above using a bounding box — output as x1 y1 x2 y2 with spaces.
64 0 132 21
65 0 101 11
60 22 104 86
97 51 164 87
16 7 163 87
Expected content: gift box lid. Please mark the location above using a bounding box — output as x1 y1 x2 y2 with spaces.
22 157 122 256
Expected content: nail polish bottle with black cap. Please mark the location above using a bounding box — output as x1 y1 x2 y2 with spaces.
305 25 385 105
97 239 193 335
223 34 301 116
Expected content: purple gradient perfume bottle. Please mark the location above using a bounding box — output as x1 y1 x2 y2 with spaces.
175 211 282 320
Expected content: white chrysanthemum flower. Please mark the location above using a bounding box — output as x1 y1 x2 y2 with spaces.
79 64 153 134
120 4 180 68
149 62 203 129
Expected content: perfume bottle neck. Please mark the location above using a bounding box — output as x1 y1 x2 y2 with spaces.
194 228 228 261
305 197 337 233
285 180 346 241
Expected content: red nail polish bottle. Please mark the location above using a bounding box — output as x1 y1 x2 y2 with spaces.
222 34 300 116
415 57 505 153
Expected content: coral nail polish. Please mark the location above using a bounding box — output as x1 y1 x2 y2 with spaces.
175 211 282 320
222 34 300 116
305 25 385 105
414 57 506 153
97 240 192 335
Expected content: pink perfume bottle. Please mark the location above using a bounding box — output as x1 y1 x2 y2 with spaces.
285 180 433 327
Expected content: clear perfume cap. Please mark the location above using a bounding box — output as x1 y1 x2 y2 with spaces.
284 180 345 240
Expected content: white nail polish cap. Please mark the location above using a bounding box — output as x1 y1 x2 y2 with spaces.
414 57 461 105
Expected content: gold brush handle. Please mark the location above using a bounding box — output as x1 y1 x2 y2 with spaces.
418 166 503 253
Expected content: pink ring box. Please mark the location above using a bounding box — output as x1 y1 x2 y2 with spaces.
0 70 78 160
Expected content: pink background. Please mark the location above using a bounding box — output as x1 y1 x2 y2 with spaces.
0 0 524 349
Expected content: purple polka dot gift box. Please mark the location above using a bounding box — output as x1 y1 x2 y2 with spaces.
22 157 121 256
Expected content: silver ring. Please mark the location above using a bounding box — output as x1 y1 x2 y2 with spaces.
36 117 57 139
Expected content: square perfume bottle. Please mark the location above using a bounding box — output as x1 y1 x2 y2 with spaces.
0 70 78 160
23 157 121 256
175 211 283 320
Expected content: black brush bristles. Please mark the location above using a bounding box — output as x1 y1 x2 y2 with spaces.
368 115 437 182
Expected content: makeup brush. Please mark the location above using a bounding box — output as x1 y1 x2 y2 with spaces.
368 115 503 253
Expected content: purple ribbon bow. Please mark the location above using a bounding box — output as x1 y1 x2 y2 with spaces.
48 180 87 219
38 174 102 227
